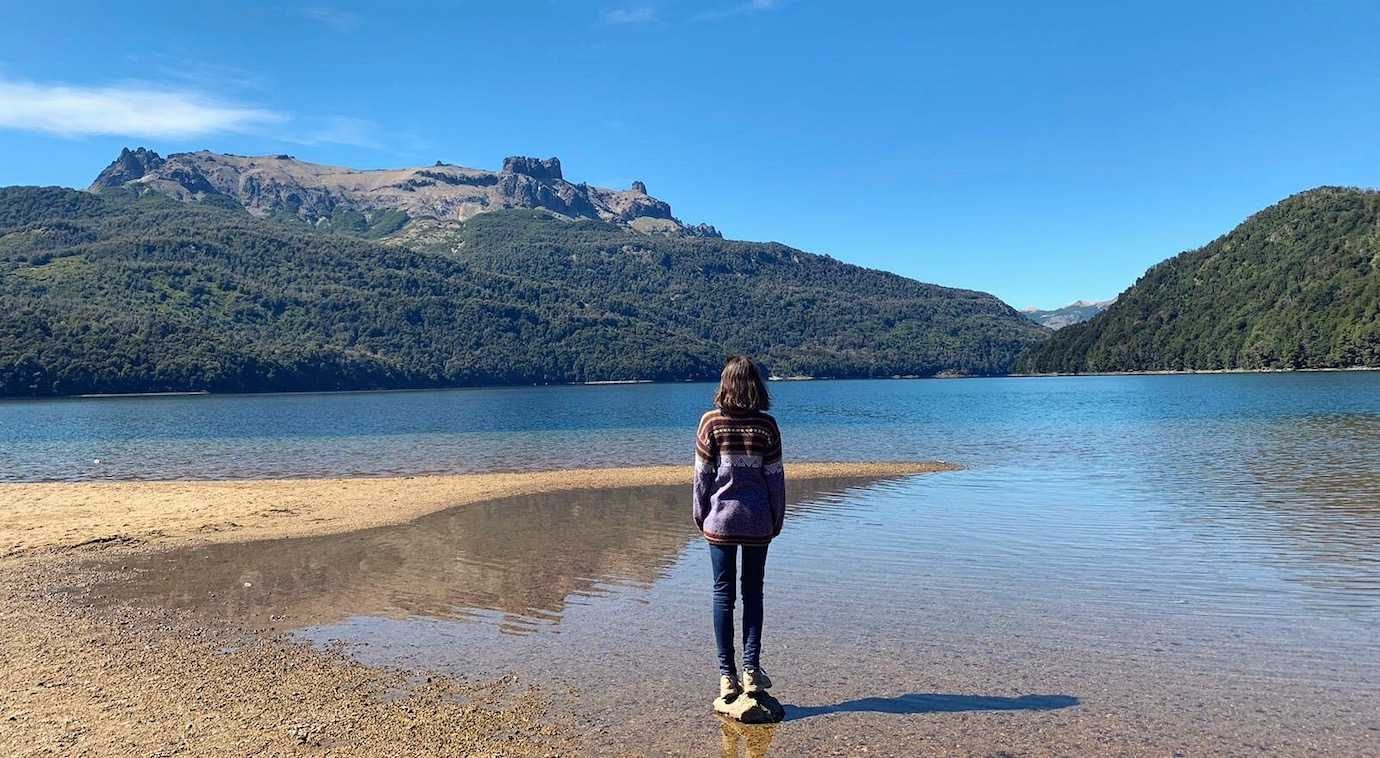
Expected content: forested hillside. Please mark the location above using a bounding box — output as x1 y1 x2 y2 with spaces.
1016 187 1380 373
0 187 1046 396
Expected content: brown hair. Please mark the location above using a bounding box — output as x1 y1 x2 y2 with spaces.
713 355 770 413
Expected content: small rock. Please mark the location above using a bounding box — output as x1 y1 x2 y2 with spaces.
713 690 785 724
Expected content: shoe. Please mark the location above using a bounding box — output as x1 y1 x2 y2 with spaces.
719 673 743 701
742 668 772 694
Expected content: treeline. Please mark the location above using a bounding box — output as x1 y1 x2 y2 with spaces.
441 209 1045 378
0 187 1046 396
1017 187 1380 373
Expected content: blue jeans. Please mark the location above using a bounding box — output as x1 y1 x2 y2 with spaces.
709 543 769 677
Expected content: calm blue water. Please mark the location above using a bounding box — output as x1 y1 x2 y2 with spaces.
55 373 1380 753
5 373 1380 482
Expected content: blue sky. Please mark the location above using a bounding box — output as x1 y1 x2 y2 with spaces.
2 1 1378 309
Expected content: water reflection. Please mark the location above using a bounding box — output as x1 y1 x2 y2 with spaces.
35 374 1380 753
64 463 1380 753
1167 414 1380 599
1249 415 1380 556
718 717 776 758
78 478 879 634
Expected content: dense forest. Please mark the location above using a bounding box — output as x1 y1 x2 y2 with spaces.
1016 187 1380 373
0 187 1046 396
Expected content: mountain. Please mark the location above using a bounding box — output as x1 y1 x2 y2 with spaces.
89 148 721 239
1020 299 1114 330
0 184 1047 397
1016 187 1380 374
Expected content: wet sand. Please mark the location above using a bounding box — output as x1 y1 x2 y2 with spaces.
1 554 572 756
0 461 954 557
67 479 1377 756
0 462 952 756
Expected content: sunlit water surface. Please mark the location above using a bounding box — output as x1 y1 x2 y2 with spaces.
20 374 1380 754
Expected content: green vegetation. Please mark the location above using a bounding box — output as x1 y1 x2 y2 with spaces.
0 187 1045 396
320 207 410 238
1017 187 1380 373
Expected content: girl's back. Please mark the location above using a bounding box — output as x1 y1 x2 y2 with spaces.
693 408 784 545
693 355 785 715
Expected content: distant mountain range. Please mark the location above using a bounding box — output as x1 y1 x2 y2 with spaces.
89 147 722 239
1020 299 1114 330
1017 187 1380 373
7 148 1376 394
0 150 1048 396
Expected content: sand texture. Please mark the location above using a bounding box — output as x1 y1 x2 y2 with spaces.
0 462 955 558
0 462 952 756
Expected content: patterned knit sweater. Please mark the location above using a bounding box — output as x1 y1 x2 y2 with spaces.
693 409 786 545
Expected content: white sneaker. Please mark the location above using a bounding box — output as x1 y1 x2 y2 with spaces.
742 668 772 694
719 673 743 701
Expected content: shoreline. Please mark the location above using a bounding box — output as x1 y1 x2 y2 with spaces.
0 461 954 755
74 390 211 398
0 461 957 557
1011 365 1380 378
3 461 1373 755
1 364 1377 403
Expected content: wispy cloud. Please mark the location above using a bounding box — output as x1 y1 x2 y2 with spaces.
300 6 361 31
157 60 270 94
695 0 789 21
123 53 271 94
0 77 283 138
282 115 383 149
603 6 659 24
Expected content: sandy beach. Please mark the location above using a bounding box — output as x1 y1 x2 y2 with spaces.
0 461 952 756
0 462 954 558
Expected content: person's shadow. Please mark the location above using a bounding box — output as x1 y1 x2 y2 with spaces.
783 692 1079 721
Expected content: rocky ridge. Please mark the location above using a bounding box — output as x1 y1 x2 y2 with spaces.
89 147 720 238
1020 298 1114 330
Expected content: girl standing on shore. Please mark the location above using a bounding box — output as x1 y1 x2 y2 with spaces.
693 355 786 703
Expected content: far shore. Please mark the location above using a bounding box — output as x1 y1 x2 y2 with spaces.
1010 365 1380 378
75 390 211 398
2 364 1380 405
5 365 1378 403
0 461 957 557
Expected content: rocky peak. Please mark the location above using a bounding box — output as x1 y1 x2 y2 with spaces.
89 147 165 190
85 148 714 238
683 222 723 239
501 156 563 181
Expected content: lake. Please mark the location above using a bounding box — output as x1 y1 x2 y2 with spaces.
13 373 1380 754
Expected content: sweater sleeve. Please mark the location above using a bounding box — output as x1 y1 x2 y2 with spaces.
765 419 786 536
692 414 716 530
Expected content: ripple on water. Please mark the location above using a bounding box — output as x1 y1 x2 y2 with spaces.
73 468 1380 667
60 467 1380 751
31 374 1380 752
